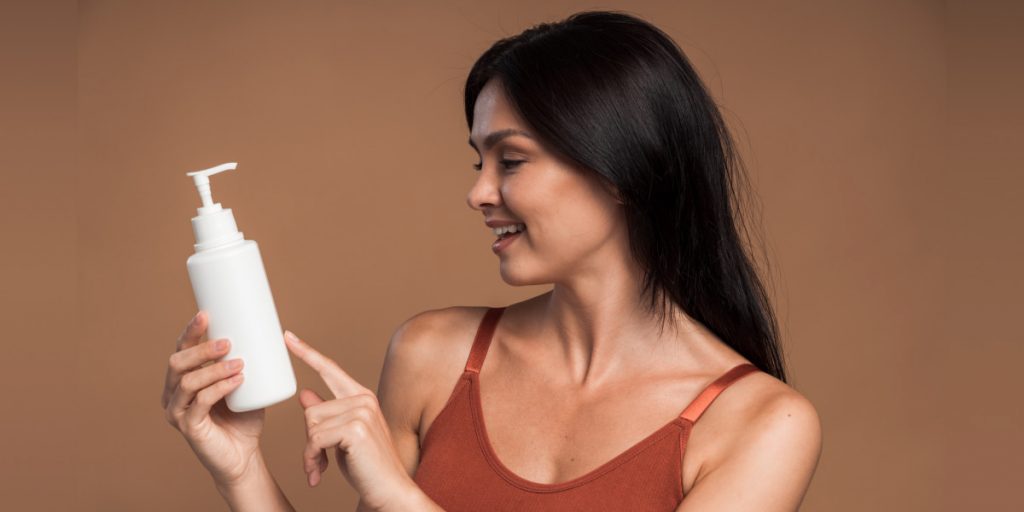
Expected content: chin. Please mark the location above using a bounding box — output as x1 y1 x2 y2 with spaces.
497 262 546 286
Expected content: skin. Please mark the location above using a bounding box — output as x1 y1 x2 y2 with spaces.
377 78 823 511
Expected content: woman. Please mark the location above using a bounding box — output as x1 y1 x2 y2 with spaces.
162 10 821 512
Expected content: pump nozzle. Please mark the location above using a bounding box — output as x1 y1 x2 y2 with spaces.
186 162 244 251
187 162 238 214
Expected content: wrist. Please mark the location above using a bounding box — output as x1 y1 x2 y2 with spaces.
210 452 296 512
378 479 442 512
213 452 281 506
214 451 269 492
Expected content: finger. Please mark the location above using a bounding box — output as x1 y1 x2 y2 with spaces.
304 429 330 487
310 448 327 487
177 311 207 351
299 388 328 486
302 399 381 486
171 337 232 375
305 416 350 486
301 391 377 430
163 337 231 408
184 371 245 427
283 330 363 398
298 388 326 409
168 357 244 424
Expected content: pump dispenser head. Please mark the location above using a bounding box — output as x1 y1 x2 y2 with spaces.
187 162 244 251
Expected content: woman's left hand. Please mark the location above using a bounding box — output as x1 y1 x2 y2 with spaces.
283 329 416 512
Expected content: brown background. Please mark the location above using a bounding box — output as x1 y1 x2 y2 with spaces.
2 0 1021 510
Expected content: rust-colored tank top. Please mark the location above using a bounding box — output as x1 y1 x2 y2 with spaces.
413 307 761 511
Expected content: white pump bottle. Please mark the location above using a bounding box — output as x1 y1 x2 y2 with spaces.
185 162 296 412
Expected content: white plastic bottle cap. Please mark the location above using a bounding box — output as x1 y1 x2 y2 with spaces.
187 162 245 251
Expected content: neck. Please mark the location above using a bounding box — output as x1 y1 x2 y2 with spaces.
533 259 698 389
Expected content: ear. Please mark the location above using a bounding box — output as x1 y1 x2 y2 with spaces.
298 388 326 409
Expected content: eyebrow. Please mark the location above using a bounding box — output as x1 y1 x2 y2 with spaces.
468 128 534 152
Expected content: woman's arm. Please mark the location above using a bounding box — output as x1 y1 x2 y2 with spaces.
214 451 297 512
356 486 443 512
368 487 444 511
675 391 822 511
352 307 470 512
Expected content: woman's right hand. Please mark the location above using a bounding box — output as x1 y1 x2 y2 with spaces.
162 311 267 487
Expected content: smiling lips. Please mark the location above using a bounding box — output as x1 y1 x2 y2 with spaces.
484 219 526 253
492 229 523 253
485 219 526 238
493 223 526 239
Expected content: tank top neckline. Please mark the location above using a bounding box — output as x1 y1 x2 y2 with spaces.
457 306 761 493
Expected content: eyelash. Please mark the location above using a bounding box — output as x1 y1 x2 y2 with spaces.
473 159 524 172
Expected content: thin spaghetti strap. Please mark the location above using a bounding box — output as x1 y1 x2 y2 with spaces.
464 307 505 374
679 363 760 424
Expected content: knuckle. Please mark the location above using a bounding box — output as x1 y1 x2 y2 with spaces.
168 352 183 372
194 387 213 408
347 422 369 441
179 372 197 393
353 407 374 423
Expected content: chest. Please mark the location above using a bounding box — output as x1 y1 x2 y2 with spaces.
490 381 677 476
420 364 716 495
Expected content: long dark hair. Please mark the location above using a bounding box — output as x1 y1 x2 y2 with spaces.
465 10 787 383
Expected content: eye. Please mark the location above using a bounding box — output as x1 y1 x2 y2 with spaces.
500 159 524 170
472 159 524 172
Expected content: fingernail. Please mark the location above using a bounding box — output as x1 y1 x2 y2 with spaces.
215 339 227 351
190 312 200 327
284 330 298 343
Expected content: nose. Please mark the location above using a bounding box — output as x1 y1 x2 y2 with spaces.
466 167 501 212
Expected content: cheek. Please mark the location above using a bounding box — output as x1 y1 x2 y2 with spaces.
538 198 614 250
509 171 618 252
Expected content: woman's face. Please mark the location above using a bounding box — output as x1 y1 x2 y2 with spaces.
466 78 627 286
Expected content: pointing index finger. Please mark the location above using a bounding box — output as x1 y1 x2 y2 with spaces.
284 330 362 397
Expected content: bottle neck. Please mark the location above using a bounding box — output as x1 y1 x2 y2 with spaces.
191 207 243 251
194 235 245 252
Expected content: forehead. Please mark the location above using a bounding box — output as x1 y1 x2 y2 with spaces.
471 79 526 137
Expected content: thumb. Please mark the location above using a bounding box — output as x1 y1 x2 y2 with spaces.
298 388 326 409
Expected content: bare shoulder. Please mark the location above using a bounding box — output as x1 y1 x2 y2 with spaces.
731 375 822 469
376 305 489 435
381 305 489 388
682 370 822 510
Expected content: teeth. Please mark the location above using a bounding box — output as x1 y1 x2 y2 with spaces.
492 223 526 236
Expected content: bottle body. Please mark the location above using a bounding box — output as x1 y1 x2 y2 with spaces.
186 239 296 412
